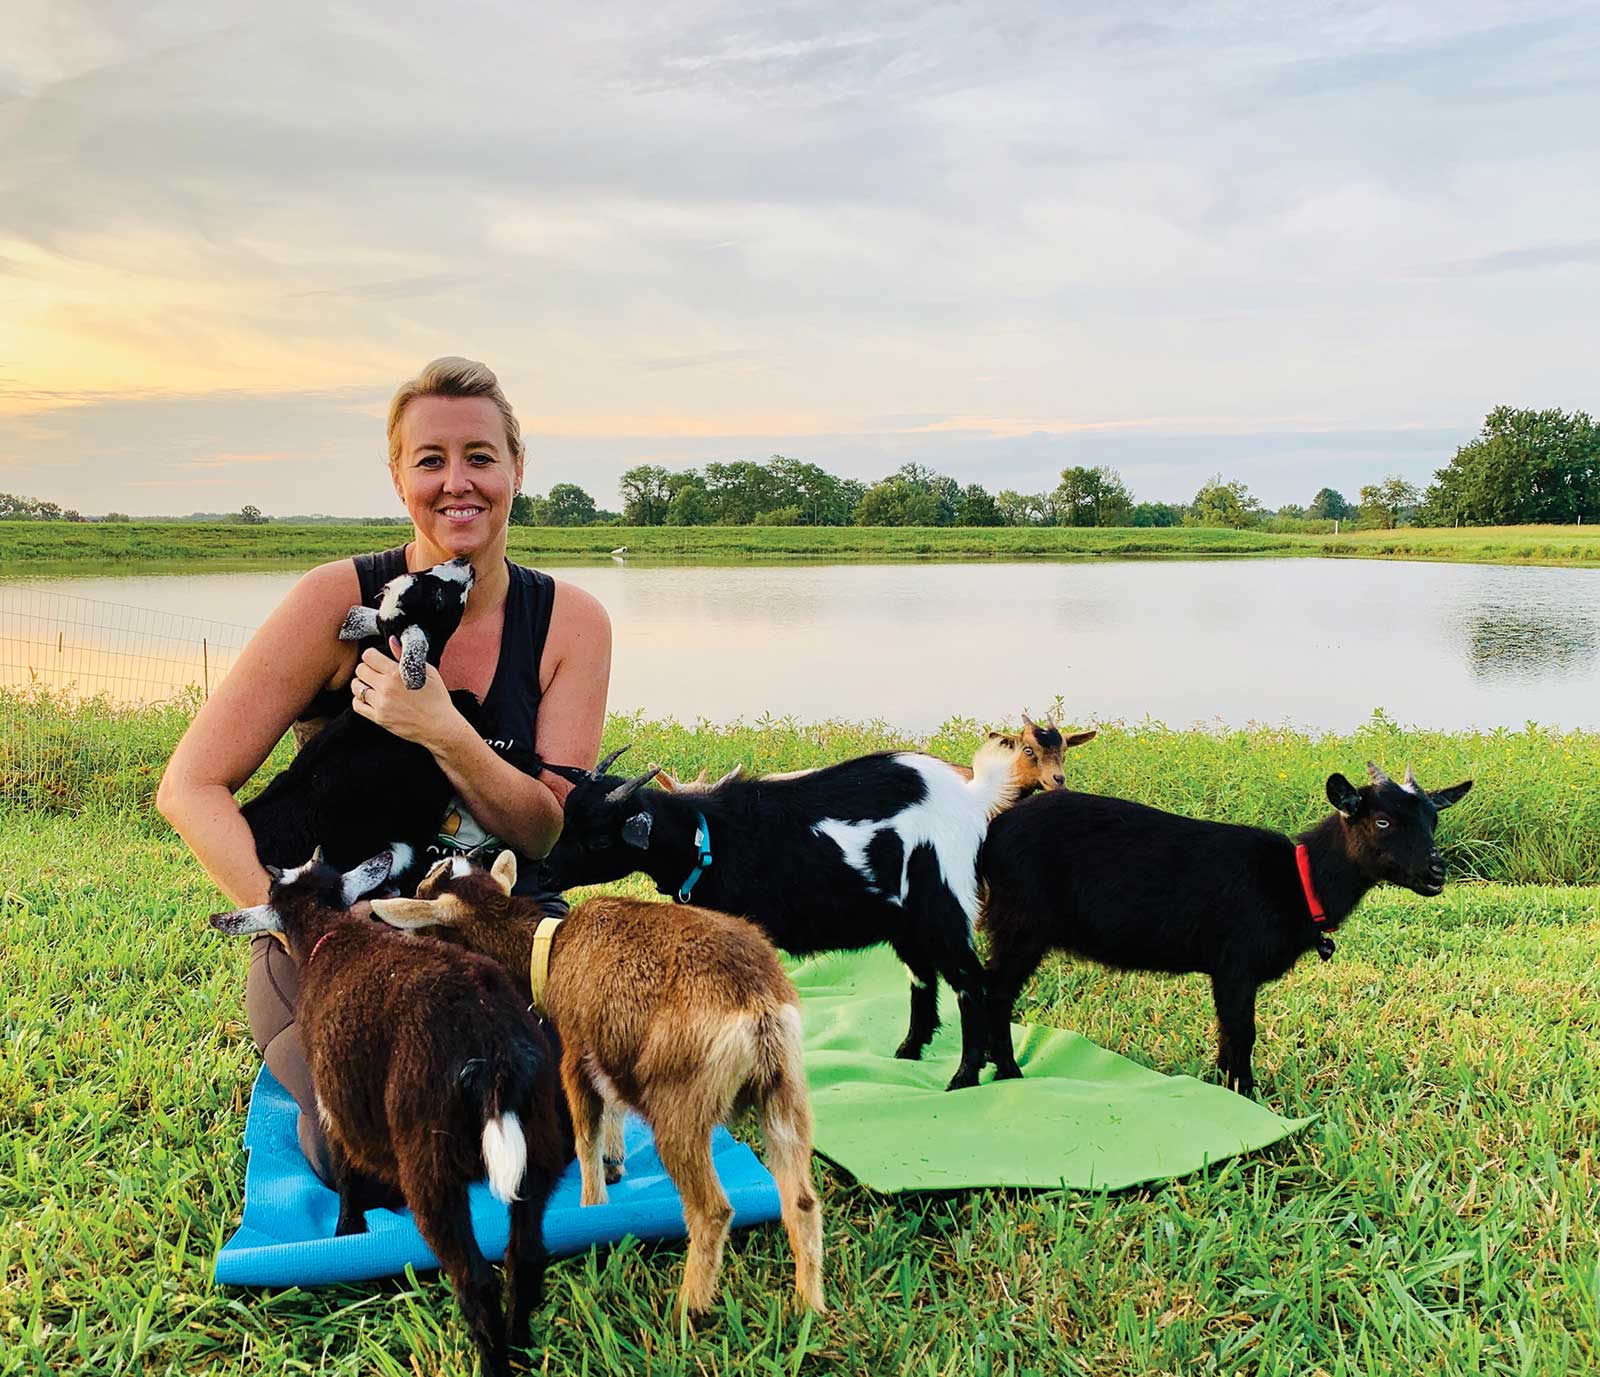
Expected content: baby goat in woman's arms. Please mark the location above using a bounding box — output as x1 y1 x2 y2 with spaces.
539 733 1026 1090
241 557 519 888
210 846 566 1377
980 763 1473 1097
373 852 825 1317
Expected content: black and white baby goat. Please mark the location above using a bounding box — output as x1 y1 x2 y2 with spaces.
540 738 1021 1090
209 846 566 1377
241 556 495 888
979 762 1473 1097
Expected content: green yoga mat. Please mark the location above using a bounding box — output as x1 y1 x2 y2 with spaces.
792 948 1312 1192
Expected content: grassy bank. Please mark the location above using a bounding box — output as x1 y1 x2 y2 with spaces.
3 803 1596 1376
8 690 1599 885
4 521 1600 569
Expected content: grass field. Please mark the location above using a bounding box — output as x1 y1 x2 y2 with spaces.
4 520 1600 569
3 713 1598 1375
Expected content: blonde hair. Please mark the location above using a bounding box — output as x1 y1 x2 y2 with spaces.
386 357 525 466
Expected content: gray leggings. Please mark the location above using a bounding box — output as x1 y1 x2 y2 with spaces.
245 935 334 1183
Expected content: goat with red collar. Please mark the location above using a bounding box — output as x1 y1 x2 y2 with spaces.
979 763 1473 1097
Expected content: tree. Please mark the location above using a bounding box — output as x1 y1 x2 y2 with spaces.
1054 465 1134 527
1420 406 1600 526
1275 503 1306 520
956 483 1002 526
102 512 131 522
545 483 598 526
853 477 940 526
619 465 673 525
1 492 81 520
664 478 713 526
234 504 268 525
508 492 542 525
1130 501 1183 527
1307 487 1351 521
1356 476 1420 529
1185 475 1261 529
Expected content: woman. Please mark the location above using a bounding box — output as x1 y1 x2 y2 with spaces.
159 356 611 1178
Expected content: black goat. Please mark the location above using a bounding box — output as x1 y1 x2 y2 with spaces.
209 846 566 1377
979 762 1473 1096
241 557 507 888
540 740 1021 1090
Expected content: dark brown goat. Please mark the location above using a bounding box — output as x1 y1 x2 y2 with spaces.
372 851 825 1317
209 848 566 1376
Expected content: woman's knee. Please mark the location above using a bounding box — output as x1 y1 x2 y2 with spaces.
245 935 299 1054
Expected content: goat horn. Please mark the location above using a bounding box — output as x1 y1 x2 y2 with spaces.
311 845 325 865
1021 712 1036 729
1402 763 1422 794
596 745 631 776
1365 761 1392 787
604 764 662 806
712 765 743 789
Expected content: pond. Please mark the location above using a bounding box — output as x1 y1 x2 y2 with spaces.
3 558 1599 733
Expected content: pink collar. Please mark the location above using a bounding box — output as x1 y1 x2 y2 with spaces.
307 931 335 965
1294 844 1327 925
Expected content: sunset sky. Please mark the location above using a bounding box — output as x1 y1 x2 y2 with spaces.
3 1 1597 517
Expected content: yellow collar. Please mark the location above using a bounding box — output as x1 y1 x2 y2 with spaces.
528 916 563 1015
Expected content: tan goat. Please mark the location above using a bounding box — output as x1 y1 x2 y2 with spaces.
372 852 825 1318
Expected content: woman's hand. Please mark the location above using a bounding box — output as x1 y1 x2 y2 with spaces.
350 643 469 753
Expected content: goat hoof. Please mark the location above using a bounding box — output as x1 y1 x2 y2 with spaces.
944 1067 980 1091
334 1214 368 1238
893 1041 926 1061
603 1156 625 1186
992 1063 1023 1081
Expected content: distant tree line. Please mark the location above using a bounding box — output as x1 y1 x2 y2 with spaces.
6 407 1594 529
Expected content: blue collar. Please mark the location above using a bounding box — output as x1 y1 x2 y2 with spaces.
675 811 713 904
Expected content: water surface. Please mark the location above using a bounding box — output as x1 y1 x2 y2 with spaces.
3 559 1597 732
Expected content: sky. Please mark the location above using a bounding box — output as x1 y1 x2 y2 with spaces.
2 0 1597 517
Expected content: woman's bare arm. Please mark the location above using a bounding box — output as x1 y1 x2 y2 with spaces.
156 561 360 905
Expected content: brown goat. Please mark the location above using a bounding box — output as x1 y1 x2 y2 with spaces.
372 851 826 1318
657 711 1095 799
209 849 566 1377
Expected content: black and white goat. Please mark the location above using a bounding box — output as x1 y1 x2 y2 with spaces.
209 846 566 1377
540 736 1022 1090
242 556 499 888
979 762 1474 1096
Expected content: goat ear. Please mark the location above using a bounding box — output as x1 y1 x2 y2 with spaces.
621 811 653 849
397 624 430 690
1326 773 1363 817
263 863 284 883
1064 729 1098 749
338 604 380 641
490 849 518 893
341 850 395 907
1429 779 1473 810
369 897 449 930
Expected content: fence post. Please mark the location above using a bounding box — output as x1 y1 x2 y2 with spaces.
203 638 209 700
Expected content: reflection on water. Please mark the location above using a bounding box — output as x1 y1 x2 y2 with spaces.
4 559 1600 731
1461 609 1600 680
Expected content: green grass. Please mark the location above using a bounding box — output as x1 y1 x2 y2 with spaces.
3 802 1597 1376
8 691 1599 885
5 521 1600 569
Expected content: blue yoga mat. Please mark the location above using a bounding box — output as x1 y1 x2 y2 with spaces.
214 1067 783 1287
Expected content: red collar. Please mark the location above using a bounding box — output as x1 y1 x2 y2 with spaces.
1294 844 1327 924
307 931 334 965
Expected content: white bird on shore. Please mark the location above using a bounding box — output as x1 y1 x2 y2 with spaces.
610 546 628 557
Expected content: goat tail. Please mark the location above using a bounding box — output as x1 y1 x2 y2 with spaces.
467 1059 529 1205
756 1001 826 1313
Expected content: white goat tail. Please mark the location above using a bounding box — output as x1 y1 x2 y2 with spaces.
481 1111 526 1203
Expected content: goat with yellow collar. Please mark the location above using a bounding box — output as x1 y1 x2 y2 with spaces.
372 851 825 1318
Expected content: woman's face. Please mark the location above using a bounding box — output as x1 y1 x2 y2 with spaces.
391 395 524 562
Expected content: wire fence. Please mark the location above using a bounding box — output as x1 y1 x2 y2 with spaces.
0 587 256 810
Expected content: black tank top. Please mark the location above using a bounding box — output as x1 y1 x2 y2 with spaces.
298 545 567 911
